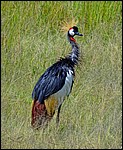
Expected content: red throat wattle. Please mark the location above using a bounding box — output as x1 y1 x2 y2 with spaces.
70 37 76 42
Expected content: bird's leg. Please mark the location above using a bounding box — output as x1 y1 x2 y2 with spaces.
56 104 62 126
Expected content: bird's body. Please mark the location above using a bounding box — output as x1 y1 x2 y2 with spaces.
31 26 83 128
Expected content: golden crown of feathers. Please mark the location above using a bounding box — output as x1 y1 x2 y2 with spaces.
61 19 78 34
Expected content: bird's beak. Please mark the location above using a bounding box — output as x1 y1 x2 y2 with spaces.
75 32 83 36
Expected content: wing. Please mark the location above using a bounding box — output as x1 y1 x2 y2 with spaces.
32 61 72 104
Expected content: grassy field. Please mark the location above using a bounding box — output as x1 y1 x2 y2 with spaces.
1 1 122 149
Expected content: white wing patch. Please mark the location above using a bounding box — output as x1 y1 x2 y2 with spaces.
53 69 74 108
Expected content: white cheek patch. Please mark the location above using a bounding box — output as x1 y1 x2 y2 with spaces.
69 29 74 36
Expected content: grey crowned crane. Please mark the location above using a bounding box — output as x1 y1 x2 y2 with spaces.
31 26 83 128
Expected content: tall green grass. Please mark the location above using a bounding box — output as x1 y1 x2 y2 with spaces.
1 1 122 149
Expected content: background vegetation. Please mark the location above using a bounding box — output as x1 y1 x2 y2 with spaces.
1 1 122 149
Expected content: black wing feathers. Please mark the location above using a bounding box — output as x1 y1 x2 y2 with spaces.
32 58 74 104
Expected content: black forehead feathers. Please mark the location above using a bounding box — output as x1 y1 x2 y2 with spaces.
72 26 78 32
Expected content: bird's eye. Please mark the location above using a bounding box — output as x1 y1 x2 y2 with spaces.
69 28 74 36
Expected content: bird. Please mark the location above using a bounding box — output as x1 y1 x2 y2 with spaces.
31 25 83 128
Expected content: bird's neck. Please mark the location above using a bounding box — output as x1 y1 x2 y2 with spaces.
67 33 80 66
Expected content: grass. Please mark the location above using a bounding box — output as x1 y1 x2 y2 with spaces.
1 1 122 149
